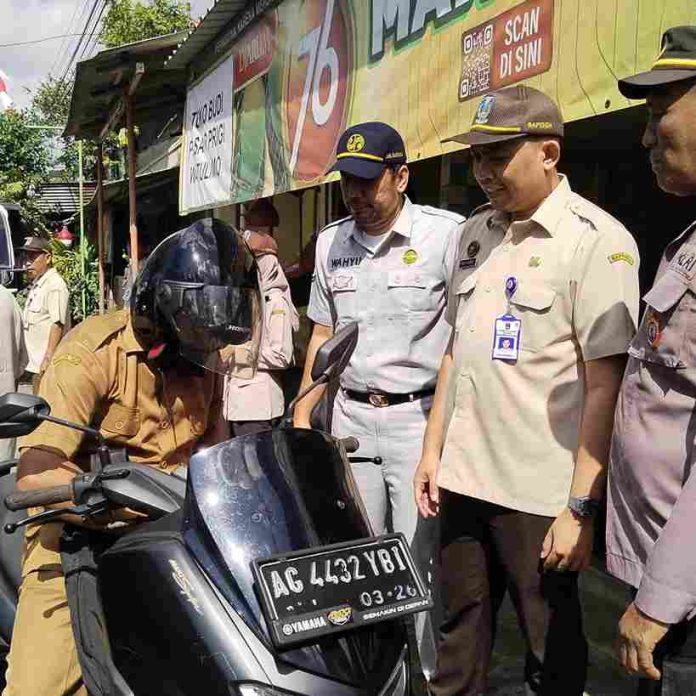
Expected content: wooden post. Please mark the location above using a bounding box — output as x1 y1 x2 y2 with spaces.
96 142 105 314
125 90 139 275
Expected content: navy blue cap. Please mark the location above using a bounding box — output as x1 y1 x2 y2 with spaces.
329 122 407 179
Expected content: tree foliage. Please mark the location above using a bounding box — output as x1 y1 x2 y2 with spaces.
50 238 100 323
0 109 52 231
101 0 192 48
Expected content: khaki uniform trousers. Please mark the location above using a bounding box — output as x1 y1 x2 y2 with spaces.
3 524 86 696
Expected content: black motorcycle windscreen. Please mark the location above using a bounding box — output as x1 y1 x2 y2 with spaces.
182 428 406 687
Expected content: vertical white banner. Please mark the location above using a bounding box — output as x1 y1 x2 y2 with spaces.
180 55 235 213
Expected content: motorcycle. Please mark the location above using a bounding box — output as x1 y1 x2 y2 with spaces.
0 323 432 695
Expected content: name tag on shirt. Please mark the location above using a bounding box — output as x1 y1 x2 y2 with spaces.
492 314 521 362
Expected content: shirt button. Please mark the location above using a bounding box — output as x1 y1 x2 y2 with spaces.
159 459 168 470
469 327 475 333
485 287 492 293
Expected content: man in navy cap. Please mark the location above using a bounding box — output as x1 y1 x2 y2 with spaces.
293 121 464 679
608 25 696 693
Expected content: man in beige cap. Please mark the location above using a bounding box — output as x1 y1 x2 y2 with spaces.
18 237 69 393
414 85 640 694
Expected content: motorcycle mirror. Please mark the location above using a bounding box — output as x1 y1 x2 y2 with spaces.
282 322 358 427
310 321 358 381
0 393 51 438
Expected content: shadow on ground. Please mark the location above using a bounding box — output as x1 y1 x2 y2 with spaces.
487 566 639 695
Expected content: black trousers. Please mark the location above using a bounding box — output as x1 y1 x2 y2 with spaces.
229 418 280 437
429 492 588 696
637 615 696 696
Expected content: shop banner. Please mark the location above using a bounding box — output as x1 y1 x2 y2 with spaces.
180 0 696 213
180 54 235 213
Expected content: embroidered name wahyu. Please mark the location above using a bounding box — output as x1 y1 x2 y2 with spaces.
331 256 363 270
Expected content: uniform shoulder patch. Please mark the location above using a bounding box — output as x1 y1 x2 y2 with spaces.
51 353 82 368
419 205 466 224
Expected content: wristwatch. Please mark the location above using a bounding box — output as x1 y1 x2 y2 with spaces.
568 496 600 518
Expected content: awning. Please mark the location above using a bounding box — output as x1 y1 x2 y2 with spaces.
65 31 189 141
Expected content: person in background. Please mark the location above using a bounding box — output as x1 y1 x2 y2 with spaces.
225 252 298 435
608 26 696 694
0 282 26 461
18 237 69 394
415 86 640 695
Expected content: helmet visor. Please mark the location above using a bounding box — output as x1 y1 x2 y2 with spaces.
164 281 262 376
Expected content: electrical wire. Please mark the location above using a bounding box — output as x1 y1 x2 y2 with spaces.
0 33 99 49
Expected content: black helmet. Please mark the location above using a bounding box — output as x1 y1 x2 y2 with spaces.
130 218 262 375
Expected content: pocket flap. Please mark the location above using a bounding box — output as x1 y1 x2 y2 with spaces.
100 403 140 438
331 273 358 292
455 273 478 296
510 284 556 311
388 270 426 289
644 271 688 313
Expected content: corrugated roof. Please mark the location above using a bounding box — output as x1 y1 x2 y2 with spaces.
163 0 252 71
33 183 97 215
64 31 189 140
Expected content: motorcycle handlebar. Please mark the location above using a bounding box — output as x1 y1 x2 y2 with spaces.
340 437 360 454
5 484 74 511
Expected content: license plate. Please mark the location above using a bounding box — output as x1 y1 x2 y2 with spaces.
252 534 433 648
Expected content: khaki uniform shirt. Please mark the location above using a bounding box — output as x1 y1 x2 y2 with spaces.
607 222 696 624
308 198 464 392
19 309 222 572
23 267 69 373
439 177 639 516
225 284 295 421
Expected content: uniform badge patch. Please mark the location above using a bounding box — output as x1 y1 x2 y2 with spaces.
52 354 82 367
528 256 542 267
346 134 365 152
459 258 476 269
475 95 495 124
402 249 418 265
646 311 662 348
608 252 635 266
467 240 480 258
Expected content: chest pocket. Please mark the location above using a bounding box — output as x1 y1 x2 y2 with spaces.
24 291 43 318
629 271 695 368
387 269 434 313
100 403 141 439
454 273 478 330
509 282 557 353
331 272 358 322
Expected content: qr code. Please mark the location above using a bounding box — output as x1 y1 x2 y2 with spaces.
459 23 494 101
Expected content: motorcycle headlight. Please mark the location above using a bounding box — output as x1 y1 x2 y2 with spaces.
236 683 299 696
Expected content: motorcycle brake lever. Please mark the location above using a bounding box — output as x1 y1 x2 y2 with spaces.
3 501 110 534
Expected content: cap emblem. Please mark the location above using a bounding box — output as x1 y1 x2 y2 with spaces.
346 134 365 153
475 95 495 124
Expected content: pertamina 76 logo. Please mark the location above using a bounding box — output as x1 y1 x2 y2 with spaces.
285 0 353 181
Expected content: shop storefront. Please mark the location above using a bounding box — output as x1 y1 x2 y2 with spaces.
169 0 696 294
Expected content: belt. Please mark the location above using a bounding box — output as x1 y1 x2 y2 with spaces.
343 387 435 408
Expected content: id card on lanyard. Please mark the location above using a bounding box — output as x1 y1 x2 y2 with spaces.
492 276 521 362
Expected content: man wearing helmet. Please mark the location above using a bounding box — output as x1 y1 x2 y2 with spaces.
2 219 262 696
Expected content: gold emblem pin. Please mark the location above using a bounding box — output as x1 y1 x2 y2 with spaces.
402 249 418 265
528 256 542 267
